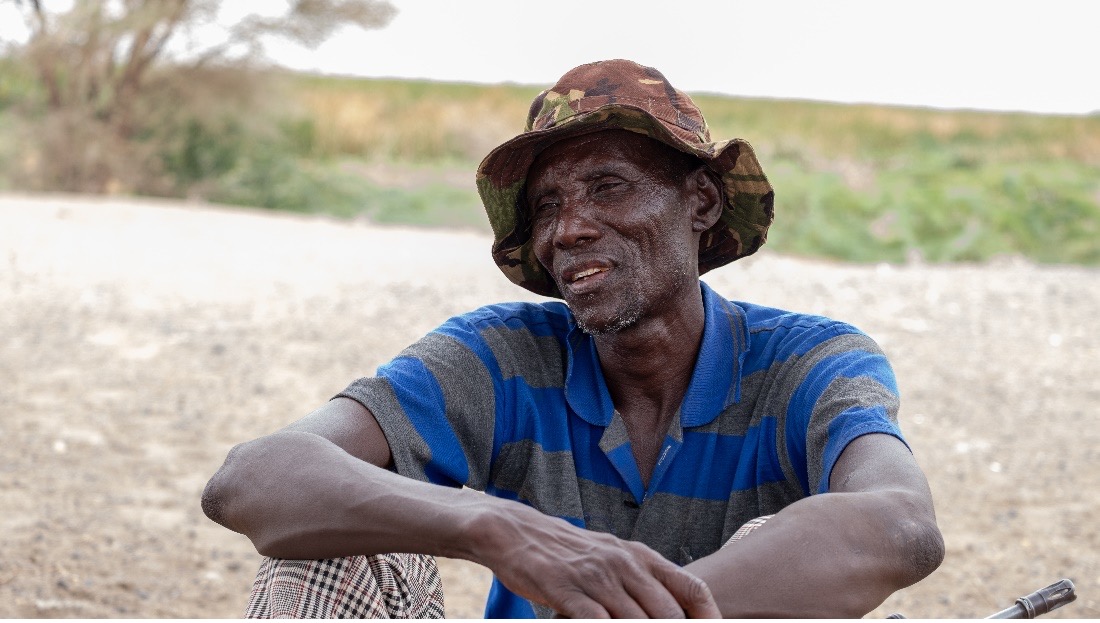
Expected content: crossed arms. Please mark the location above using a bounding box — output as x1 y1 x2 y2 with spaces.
202 397 944 618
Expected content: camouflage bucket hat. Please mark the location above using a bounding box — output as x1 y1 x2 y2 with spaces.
476 58 775 299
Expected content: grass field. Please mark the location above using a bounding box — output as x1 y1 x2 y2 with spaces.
2 64 1098 266
279 74 1100 266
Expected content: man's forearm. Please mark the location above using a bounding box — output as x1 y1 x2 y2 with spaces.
202 430 495 561
684 489 944 617
202 430 723 617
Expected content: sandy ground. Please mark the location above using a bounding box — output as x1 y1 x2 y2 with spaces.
2 193 1098 618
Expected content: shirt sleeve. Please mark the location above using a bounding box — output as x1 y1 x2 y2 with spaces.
336 313 500 490
780 324 906 495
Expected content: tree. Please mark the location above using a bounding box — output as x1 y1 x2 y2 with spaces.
1 0 395 193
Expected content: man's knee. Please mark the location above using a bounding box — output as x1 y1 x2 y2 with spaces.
245 554 445 619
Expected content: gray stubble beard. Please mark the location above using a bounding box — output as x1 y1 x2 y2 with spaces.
568 285 646 336
575 303 643 336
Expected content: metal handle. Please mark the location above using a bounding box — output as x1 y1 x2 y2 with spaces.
986 579 1077 619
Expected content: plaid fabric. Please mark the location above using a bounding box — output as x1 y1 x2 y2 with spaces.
244 554 444 619
241 516 772 619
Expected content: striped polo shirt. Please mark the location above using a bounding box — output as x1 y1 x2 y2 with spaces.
338 281 905 618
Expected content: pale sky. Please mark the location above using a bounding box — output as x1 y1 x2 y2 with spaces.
262 0 1100 115
2 0 1097 114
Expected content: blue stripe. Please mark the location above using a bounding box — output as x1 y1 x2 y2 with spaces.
605 443 645 502
785 350 896 452
785 349 900 494
380 356 469 487
564 328 616 426
568 423 631 492
743 417 786 490
485 580 536 618
435 321 506 377
500 383 574 452
740 313 862 377
787 350 897 442
680 284 737 426
470 301 572 337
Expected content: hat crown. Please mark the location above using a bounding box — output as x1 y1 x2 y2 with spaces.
525 59 711 144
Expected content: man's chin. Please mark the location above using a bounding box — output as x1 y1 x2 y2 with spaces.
558 279 644 335
572 305 643 336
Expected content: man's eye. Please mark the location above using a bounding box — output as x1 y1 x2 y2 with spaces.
533 201 558 216
593 180 622 193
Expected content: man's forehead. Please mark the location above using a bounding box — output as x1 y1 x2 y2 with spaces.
529 129 674 176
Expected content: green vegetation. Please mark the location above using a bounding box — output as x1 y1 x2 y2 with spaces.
1 62 1098 266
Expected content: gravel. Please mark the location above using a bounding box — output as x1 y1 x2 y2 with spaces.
2 193 1097 617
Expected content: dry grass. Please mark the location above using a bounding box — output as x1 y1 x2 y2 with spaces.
284 72 1100 167
291 75 536 162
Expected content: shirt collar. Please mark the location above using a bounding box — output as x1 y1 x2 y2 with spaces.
564 281 749 428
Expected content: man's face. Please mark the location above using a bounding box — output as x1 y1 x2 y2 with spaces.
525 130 702 335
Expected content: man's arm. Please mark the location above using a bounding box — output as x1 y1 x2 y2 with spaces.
201 397 720 618
684 433 945 617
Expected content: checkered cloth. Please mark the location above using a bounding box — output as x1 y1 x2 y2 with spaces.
244 553 444 619
243 516 771 618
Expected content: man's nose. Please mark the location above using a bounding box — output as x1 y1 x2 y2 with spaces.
553 201 601 249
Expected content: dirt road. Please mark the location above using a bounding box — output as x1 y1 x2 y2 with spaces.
2 194 1096 617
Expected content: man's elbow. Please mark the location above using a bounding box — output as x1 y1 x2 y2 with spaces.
201 441 254 531
892 511 946 586
911 519 946 582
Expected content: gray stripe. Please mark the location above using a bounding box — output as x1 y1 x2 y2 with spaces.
689 373 763 437
480 325 565 388
399 332 495 489
745 330 878 494
630 492 729 565
599 410 630 455
719 297 747 406
489 439 583 520
573 478 806 568
808 373 899 492
574 483 803 567
338 377 430 484
722 481 802 542
666 410 683 443
577 477 642 539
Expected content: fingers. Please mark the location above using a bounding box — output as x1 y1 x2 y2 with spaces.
562 547 718 619
677 575 721 618
622 573 690 618
650 558 721 619
553 580 669 619
553 590 613 619
485 508 719 619
540 558 652 619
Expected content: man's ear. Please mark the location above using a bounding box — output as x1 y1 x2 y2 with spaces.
688 167 724 233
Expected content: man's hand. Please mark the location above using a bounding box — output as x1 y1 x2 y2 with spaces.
468 500 719 618
204 397 718 617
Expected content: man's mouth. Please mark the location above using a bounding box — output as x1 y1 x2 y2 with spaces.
570 267 609 283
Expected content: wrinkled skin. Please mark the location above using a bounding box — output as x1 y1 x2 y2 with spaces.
526 130 714 336
526 130 725 484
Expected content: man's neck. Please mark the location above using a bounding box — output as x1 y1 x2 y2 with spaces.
593 284 707 426
590 283 706 486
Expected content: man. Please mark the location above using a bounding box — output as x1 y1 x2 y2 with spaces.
202 59 944 618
